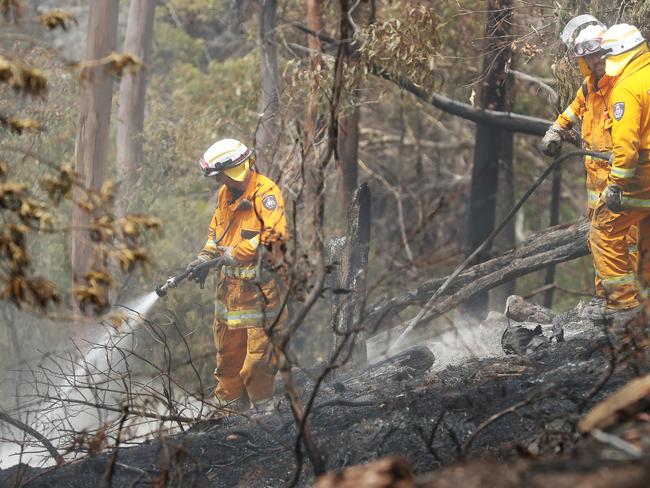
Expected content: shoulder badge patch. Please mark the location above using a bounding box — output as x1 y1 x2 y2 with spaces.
613 102 625 121
262 194 277 211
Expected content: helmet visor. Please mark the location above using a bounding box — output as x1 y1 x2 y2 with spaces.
199 148 252 177
573 38 602 57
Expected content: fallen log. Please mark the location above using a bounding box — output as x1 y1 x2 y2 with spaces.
366 219 590 336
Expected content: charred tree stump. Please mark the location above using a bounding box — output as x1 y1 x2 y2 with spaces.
329 184 371 367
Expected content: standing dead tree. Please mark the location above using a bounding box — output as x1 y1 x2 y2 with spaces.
331 183 371 366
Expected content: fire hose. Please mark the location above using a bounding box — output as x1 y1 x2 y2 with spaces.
392 148 611 350
155 198 254 297
154 256 225 297
435 148 610 301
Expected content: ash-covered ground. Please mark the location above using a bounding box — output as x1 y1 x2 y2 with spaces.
2 297 649 487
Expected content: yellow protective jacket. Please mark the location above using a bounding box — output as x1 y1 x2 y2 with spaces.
555 74 618 209
607 51 650 208
201 171 288 328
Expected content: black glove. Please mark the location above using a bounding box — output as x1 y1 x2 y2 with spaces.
187 255 212 288
603 185 623 213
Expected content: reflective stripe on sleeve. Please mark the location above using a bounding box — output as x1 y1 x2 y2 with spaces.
563 107 579 125
621 196 650 208
610 166 636 178
587 190 600 206
204 239 218 251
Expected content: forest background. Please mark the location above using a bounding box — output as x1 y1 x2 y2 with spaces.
1 0 650 457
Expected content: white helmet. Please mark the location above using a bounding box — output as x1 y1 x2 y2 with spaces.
572 24 607 57
199 138 253 181
601 24 645 56
601 24 647 76
561 14 605 49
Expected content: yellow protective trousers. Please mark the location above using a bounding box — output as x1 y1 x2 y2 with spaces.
586 158 638 297
212 271 286 404
590 203 650 309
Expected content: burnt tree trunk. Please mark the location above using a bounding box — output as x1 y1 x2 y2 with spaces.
71 0 119 322
337 106 360 209
331 184 371 366
336 1 372 210
116 0 156 212
255 0 279 176
465 0 514 318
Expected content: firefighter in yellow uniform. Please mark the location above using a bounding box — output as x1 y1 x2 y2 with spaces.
541 16 637 299
589 24 650 313
188 138 288 411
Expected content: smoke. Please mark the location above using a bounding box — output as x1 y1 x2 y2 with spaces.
0 292 161 468
368 312 508 371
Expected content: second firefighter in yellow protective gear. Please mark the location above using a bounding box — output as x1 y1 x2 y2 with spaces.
543 17 637 298
193 138 288 410
589 24 650 310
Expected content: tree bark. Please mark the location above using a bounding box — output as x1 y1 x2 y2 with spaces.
255 0 280 176
337 105 360 209
116 0 156 212
332 184 371 366
465 0 514 318
71 0 119 314
305 0 323 148
366 219 590 336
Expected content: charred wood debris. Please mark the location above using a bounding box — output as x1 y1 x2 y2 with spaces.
2 294 650 487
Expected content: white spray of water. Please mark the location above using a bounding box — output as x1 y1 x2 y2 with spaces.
369 312 508 371
0 292 161 469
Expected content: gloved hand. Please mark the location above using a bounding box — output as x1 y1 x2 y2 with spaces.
602 184 623 212
217 246 239 267
540 123 564 157
187 254 212 288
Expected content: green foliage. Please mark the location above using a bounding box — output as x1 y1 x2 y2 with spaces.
360 5 442 95
166 0 229 24
151 20 205 70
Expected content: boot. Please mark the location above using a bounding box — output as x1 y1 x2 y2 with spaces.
251 397 276 416
214 393 251 414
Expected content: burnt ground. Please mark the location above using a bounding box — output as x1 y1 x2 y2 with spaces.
1 318 648 487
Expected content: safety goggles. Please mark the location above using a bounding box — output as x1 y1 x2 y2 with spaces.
573 38 602 57
199 149 252 177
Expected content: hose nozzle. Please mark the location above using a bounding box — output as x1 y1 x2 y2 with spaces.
155 276 180 297
154 255 224 298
